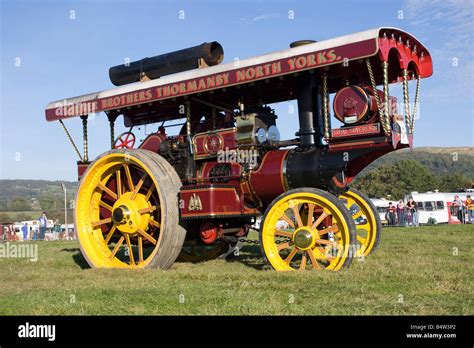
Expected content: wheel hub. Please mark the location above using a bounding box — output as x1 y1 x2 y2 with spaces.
112 205 130 224
293 227 317 250
111 192 151 234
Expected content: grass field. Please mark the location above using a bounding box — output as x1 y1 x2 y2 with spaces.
0 225 472 315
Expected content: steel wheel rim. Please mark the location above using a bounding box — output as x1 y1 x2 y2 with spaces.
76 153 163 268
339 190 377 257
262 192 352 271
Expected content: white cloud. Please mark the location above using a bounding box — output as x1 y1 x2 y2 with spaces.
252 13 280 21
403 0 473 102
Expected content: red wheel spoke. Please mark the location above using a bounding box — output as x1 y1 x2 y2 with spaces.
114 132 135 149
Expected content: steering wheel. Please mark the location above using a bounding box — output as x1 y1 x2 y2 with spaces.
114 131 136 149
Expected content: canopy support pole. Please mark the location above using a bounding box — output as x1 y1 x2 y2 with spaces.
58 119 83 161
382 61 391 135
107 113 117 149
81 115 89 162
402 69 411 133
366 58 390 135
411 74 420 134
321 74 331 139
184 100 195 181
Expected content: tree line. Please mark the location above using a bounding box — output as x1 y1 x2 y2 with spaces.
353 159 472 200
0 192 75 224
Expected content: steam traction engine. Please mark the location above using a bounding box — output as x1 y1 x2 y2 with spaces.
45 28 432 271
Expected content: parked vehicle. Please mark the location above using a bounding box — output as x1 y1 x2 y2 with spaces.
372 192 472 226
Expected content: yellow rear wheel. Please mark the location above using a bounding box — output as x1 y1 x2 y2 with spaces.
75 149 185 269
339 189 381 257
259 188 356 271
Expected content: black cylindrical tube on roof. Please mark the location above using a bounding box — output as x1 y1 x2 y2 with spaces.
109 42 224 86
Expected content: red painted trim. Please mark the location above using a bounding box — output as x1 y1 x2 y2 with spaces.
180 186 258 218
193 129 237 160
331 124 381 138
378 29 433 78
45 39 377 121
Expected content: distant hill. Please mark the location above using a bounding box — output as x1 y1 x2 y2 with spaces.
0 147 472 203
0 180 78 202
358 147 474 179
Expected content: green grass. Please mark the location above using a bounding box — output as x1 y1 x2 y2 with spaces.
0 225 472 315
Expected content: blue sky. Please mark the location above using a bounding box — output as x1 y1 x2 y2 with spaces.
1 0 473 180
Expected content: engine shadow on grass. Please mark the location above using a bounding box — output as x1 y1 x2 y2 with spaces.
174 244 268 270
61 247 90 269
61 244 268 271
225 244 268 271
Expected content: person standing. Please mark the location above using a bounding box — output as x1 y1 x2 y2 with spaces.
21 222 29 241
386 202 396 226
466 195 474 224
38 212 47 241
53 219 61 240
407 197 418 227
397 200 405 227
452 195 464 223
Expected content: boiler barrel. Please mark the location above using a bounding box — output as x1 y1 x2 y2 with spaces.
249 148 348 204
109 42 224 86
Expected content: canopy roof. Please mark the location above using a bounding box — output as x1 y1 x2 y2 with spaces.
45 27 432 126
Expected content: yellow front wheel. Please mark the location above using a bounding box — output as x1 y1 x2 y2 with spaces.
75 149 186 269
259 188 356 271
339 188 382 257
